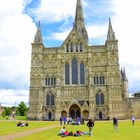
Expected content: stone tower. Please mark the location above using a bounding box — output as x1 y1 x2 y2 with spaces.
27 0 131 120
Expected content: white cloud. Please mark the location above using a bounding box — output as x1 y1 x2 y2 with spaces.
49 30 70 41
0 89 29 106
0 0 36 105
29 0 77 22
112 0 140 92
87 24 107 39
28 0 88 23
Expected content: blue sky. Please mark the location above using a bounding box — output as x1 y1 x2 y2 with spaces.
0 0 140 106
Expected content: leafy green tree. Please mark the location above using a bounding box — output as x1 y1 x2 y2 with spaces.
3 107 11 116
17 101 27 116
2 109 6 117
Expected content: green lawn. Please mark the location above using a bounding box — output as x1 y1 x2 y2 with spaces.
0 120 58 136
0 115 27 120
0 120 140 140
15 120 140 140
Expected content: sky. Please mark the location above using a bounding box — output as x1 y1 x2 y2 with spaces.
0 0 140 106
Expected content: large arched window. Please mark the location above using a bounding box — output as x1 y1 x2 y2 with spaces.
48 77 50 86
96 93 104 105
51 94 55 105
80 62 85 84
65 63 70 84
96 93 100 105
66 43 69 52
72 58 78 84
100 93 104 104
46 94 50 105
70 43 73 52
80 43 83 52
46 94 55 106
51 77 53 85
76 43 78 52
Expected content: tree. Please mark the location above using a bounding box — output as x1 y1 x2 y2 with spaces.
2 110 6 117
3 107 11 116
17 101 27 116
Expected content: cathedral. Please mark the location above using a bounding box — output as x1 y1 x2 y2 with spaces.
27 0 140 120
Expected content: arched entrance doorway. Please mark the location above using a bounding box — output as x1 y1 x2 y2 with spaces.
99 112 102 120
69 104 81 119
48 112 52 120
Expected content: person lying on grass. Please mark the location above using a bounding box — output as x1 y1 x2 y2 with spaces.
58 128 89 137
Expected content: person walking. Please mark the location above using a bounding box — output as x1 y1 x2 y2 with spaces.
64 117 67 125
113 117 118 132
131 116 135 125
59 116 63 125
87 119 94 136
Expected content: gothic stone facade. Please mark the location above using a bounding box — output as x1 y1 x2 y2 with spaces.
27 0 140 120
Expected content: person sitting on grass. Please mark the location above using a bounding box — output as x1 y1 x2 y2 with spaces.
76 117 81 125
20 122 25 127
73 130 89 137
69 117 73 124
17 122 25 127
25 121 29 126
58 126 66 135
17 121 22 127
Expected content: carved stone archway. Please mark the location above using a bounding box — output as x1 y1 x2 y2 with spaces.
83 110 89 120
69 104 81 119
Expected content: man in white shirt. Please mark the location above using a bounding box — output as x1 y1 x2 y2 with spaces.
59 127 66 134
132 116 135 125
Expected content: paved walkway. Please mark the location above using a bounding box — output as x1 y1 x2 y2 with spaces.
0 125 58 140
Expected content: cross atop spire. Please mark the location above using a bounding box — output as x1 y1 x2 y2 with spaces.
107 18 116 41
34 21 43 44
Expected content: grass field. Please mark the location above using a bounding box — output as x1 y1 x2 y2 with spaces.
0 115 26 120
0 120 140 140
0 120 58 136
15 120 140 140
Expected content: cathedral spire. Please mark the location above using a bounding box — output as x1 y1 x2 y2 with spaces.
121 67 128 81
123 67 128 81
107 18 116 41
74 0 85 29
34 21 43 44
74 0 88 43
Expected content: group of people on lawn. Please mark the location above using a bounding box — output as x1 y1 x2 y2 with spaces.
59 116 84 125
58 119 95 137
58 126 89 137
58 115 136 137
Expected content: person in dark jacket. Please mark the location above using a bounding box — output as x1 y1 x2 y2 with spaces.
59 116 63 125
113 117 118 132
87 119 94 136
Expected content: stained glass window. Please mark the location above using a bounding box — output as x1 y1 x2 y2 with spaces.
80 62 85 84
65 63 70 84
72 58 78 84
